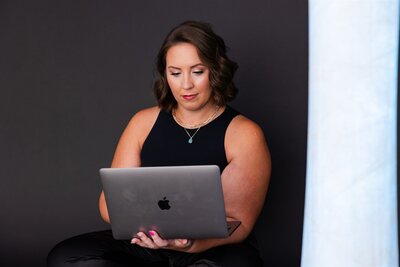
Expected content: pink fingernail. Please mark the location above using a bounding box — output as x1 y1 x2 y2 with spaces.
149 231 155 236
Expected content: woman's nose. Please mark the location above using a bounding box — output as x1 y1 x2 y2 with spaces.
182 74 194 90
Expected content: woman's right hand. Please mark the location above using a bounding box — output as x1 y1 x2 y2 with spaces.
131 231 193 252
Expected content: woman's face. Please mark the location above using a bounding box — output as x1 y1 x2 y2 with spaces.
165 42 213 112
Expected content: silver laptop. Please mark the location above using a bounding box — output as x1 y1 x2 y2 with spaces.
100 165 240 240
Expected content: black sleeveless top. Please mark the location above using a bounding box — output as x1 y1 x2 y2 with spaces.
140 106 240 171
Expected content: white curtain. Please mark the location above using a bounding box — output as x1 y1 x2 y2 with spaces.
301 1 399 266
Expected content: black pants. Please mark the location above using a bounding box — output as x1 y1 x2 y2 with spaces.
47 230 263 267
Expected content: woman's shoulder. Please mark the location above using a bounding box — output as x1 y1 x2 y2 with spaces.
122 106 160 142
228 113 264 137
225 112 266 150
127 106 160 127
132 106 160 120
225 111 269 163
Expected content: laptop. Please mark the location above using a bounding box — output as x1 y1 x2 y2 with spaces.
100 165 241 240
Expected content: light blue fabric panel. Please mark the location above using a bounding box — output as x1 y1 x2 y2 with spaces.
302 1 399 266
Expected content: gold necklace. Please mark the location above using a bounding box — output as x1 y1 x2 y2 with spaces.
172 106 220 144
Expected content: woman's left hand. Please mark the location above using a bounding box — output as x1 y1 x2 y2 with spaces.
131 231 192 251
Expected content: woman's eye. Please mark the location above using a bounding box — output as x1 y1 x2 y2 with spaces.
193 70 204 75
170 72 181 76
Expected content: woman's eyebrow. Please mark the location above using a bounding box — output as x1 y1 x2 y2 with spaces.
167 66 180 70
167 63 205 70
190 63 205 68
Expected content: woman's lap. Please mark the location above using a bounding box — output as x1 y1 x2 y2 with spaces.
47 230 263 267
47 230 167 266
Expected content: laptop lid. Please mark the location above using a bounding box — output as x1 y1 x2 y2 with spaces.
100 165 233 240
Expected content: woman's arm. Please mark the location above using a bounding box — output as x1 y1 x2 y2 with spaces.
99 107 160 223
186 115 271 253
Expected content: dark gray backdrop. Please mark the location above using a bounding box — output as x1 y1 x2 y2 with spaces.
0 1 308 266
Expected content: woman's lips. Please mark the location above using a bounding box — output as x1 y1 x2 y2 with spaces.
182 94 197 100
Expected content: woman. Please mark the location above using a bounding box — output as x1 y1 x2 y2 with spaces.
48 21 271 267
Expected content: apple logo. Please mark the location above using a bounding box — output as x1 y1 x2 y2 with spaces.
158 197 171 210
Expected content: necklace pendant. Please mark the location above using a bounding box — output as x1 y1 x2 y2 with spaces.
188 137 193 144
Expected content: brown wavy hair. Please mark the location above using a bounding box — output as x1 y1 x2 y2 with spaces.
153 21 238 111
